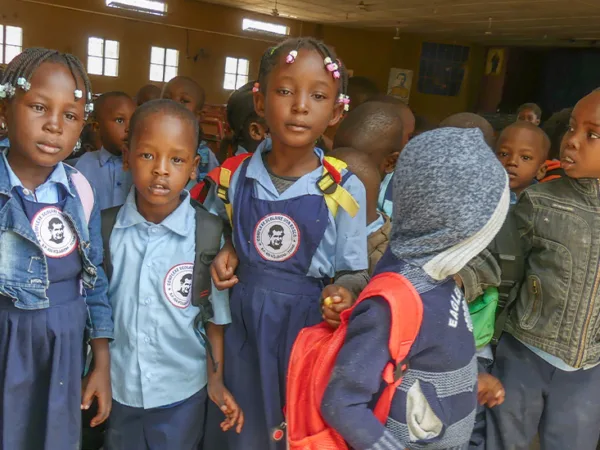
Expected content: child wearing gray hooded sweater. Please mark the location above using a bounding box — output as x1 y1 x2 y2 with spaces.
321 127 510 450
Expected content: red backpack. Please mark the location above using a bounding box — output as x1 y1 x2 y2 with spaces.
286 272 424 450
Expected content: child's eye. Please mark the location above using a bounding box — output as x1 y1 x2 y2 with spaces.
522 155 531 161
277 89 292 96
180 99 190 104
497 152 508 157
116 118 125 124
590 132 600 140
313 93 326 100
65 113 77 121
31 104 45 112
141 153 153 160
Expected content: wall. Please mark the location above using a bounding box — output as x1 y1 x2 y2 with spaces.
1 0 483 119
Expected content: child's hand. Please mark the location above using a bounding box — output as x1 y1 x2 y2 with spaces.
477 372 505 408
208 380 244 433
321 284 355 329
81 366 112 427
211 241 239 290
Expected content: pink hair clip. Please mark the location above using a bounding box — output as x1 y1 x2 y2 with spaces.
338 94 350 112
252 82 260 93
286 50 298 64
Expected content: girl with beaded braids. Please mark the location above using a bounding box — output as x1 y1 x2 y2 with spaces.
200 38 368 450
0 48 114 450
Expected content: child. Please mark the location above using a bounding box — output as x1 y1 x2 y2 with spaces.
541 107 571 182
103 99 243 449
486 90 600 450
495 121 550 204
161 75 219 183
331 147 390 275
321 127 510 450
517 102 542 126
76 91 135 210
0 48 113 449
440 112 496 147
204 38 368 450
347 75 380 111
135 83 161 106
219 81 267 158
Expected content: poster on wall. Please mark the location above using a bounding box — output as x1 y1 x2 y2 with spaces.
485 48 505 76
387 68 413 103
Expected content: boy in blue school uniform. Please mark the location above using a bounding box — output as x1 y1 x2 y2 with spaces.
76 91 135 210
161 76 219 183
321 128 510 450
104 99 242 450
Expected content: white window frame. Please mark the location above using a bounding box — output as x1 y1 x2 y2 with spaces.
223 57 249 91
0 25 23 65
106 0 167 16
149 46 179 83
87 37 120 77
242 18 289 36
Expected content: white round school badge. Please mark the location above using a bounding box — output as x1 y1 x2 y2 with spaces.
254 213 300 262
31 207 78 258
163 263 194 309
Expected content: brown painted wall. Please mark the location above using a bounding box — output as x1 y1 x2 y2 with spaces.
2 0 484 119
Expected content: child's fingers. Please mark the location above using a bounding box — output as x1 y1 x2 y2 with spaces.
91 395 111 427
80 385 94 410
236 410 245 433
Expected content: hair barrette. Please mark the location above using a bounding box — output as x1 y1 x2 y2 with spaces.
338 94 351 112
0 83 16 99
85 103 94 114
286 50 298 64
17 77 31 92
74 89 83 100
252 82 260 93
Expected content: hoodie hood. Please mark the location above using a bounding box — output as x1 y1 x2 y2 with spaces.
390 127 509 281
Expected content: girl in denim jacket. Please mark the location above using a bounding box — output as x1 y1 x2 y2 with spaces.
0 48 113 450
487 90 600 450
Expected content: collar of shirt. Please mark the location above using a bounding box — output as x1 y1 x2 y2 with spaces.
367 213 385 235
114 187 194 237
0 137 9 148
235 145 248 156
99 147 121 167
245 137 326 198
1 149 74 198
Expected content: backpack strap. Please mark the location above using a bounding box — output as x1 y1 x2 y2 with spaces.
100 206 121 282
346 272 424 423
70 170 94 225
319 157 359 218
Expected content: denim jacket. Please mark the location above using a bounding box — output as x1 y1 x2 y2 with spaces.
0 155 114 340
505 177 600 368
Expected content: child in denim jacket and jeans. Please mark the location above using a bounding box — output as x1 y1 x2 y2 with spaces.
487 89 600 450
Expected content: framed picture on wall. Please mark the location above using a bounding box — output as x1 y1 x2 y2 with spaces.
485 48 504 76
387 68 413 103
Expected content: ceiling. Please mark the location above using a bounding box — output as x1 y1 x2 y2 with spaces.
196 0 600 45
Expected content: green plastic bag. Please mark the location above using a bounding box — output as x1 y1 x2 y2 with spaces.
468 287 499 349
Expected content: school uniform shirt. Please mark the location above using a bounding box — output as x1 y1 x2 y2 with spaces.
235 145 248 156
107 189 231 409
196 142 220 182
204 140 368 278
378 172 393 218
75 147 133 211
0 137 9 148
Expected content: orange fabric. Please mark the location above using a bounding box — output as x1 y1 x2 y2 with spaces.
286 273 424 450
541 160 563 183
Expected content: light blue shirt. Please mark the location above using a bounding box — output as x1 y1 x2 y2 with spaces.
0 137 9 148
378 172 393 218
367 213 385 236
519 340 600 372
204 139 368 278
108 189 231 409
75 147 132 211
1 150 73 203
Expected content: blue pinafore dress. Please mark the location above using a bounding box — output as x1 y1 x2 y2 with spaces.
0 190 88 450
223 160 331 450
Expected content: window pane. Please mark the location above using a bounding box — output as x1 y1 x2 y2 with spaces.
236 75 248 89
237 58 249 76
5 45 21 64
0 47 3 65
88 37 104 57
88 56 104 75
0 26 4 44
6 26 22 46
164 65 178 82
104 58 119 77
149 63 164 82
225 57 238 74
223 73 236 90
165 49 178 67
105 40 119 59
242 18 288 36
106 0 166 15
150 46 164 65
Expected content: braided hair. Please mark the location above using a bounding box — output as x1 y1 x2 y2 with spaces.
1 48 93 118
256 37 349 101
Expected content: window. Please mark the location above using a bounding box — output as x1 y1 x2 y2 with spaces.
106 0 166 15
87 37 120 77
223 57 249 90
418 43 470 97
0 25 23 65
149 47 179 82
242 18 288 36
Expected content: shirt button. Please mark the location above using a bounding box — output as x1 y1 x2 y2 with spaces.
145 297 151 305
117 182 122 186
146 262 152 268
144 337 150 343
146 373 152 379
22 188 31 196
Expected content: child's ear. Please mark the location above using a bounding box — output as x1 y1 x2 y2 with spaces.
383 152 400 174
328 103 345 128
536 161 548 181
190 154 200 181
254 92 266 119
249 121 266 141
